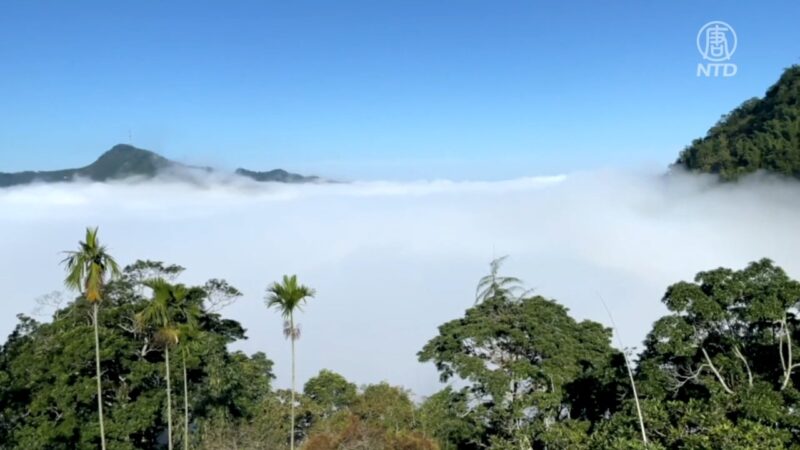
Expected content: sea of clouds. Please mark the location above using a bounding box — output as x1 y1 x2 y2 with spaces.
1 169 799 396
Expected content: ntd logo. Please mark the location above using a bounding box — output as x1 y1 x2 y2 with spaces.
696 21 738 78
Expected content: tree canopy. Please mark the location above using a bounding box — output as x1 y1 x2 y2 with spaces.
0 261 272 449
5 246 800 449
419 265 625 450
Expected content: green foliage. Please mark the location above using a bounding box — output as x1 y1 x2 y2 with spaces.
352 383 416 431
195 382 438 450
303 369 357 419
61 227 121 303
474 256 527 304
419 264 623 449
641 258 800 393
676 65 800 180
632 259 800 448
266 275 316 325
11 233 800 450
303 383 438 450
0 260 274 449
418 387 483 450
418 258 800 449
195 389 301 450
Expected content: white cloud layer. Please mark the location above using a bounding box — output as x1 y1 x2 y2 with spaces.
2 170 800 395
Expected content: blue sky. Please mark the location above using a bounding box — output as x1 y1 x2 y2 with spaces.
1 1 798 180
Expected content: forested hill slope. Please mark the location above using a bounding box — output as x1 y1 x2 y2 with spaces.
675 65 800 180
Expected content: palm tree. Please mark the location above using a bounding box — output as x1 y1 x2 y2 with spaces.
176 292 202 450
265 275 315 450
179 335 193 450
475 256 528 304
137 278 187 450
62 227 120 450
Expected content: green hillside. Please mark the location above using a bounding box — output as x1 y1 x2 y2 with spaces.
675 65 800 180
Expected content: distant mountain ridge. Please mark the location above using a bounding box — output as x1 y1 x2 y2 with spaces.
0 144 320 187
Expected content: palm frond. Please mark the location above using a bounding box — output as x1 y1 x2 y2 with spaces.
155 327 180 347
139 278 204 349
265 274 315 319
475 256 529 304
61 227 120 303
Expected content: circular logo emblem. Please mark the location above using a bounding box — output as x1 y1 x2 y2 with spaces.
697 21 737 62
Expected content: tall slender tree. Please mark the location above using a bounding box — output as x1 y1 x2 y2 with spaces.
62 227 120 450
137 278 187 450
176 292 203 450
266 275 315 450
180 341 191 450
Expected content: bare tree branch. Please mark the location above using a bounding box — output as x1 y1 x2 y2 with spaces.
701 347 734 394
733 345 753 387
671 363 709 392
597 292 648 446
779 316 797 390
32 291 66 320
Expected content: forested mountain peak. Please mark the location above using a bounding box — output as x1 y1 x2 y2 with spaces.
84 144 175 179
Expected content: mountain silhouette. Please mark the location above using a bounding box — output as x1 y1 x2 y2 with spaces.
0 144 320 187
